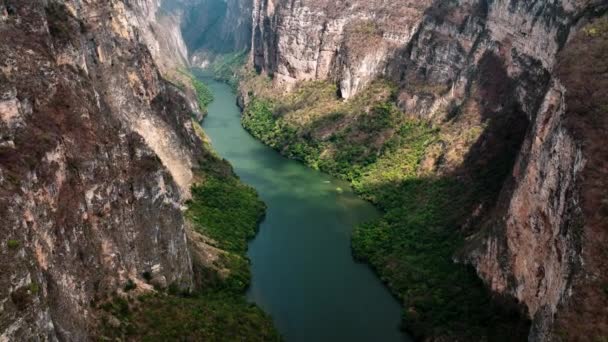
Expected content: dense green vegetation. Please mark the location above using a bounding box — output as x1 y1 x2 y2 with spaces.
186 171 266 294
192 77 215 111
189 51 248 92
241 77 527 340
177 69 214 113
100 104 279 342
208 50 249 89
242 98 322 168
188 176 265 255
7 239 20 249
101 292 278 342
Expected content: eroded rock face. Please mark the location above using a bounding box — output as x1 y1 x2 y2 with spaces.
164 0 253 67
472 14 608 340
127 0 190 75
252 0 433 98
251 0 608 339
0 0 204 339
467 80 586 339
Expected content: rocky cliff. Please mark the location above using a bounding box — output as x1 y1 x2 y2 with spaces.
251 0 433 98
164 0 253 68
0 0 205 339
248 0 608 339
128 0 190 75
470 13 608 340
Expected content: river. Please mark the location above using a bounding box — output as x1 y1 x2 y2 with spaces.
198 75 409 342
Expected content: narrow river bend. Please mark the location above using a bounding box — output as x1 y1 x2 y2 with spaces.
198 75 409 342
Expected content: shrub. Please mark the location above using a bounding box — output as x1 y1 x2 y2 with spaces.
124 279 137 292
10 287 31 311
187 174 265 253
29 282 40 295
101 293 280 341
7 239 20 249
192 77 214 111
177 69 215 112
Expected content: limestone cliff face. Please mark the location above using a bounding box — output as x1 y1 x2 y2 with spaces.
251 0 608 339
165 0 253 67
127 0 190 75
0 0 204 339
251 0 433 98
469 12 608 339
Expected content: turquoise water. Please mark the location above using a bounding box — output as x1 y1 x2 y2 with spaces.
199 76 409 342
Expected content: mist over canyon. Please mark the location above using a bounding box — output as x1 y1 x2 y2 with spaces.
1 0 606 341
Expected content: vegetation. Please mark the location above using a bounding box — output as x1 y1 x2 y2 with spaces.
100 86 278 341
101 293 278 342
208 50 249 89
187 176 265 255
242 98 323 168
123 279 137 292
184 170 266 295
188 50 248 92
240 71 528 340
29 282 40 295
178 69 215 113
192 76 214 111
7 239 20 249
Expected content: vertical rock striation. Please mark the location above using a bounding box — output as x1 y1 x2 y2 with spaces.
165 0 253 67
0 0 204 339
249 0 608 339
251 0 433 98
126 0 190 75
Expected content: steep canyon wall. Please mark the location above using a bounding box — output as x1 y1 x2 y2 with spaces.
0 0 205 339
164 0 253 67
249 0 608 339
1 0 606 340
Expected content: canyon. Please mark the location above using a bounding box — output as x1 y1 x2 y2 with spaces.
0 0 276 340
246 0 608 340
1 0 607 341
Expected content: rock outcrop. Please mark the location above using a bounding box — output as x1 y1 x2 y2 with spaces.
0 0 204 339
251 0 433 98
128 0 190 75
470 14 608 340
250 0 608 339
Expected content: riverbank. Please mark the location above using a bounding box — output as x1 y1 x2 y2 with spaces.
98 76 279 341
198 75 409 341
238 70 531 340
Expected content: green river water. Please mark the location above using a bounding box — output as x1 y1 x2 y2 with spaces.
199 76 410 342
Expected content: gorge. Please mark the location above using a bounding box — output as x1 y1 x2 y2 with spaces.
1 0 607 341
199 73 407 342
